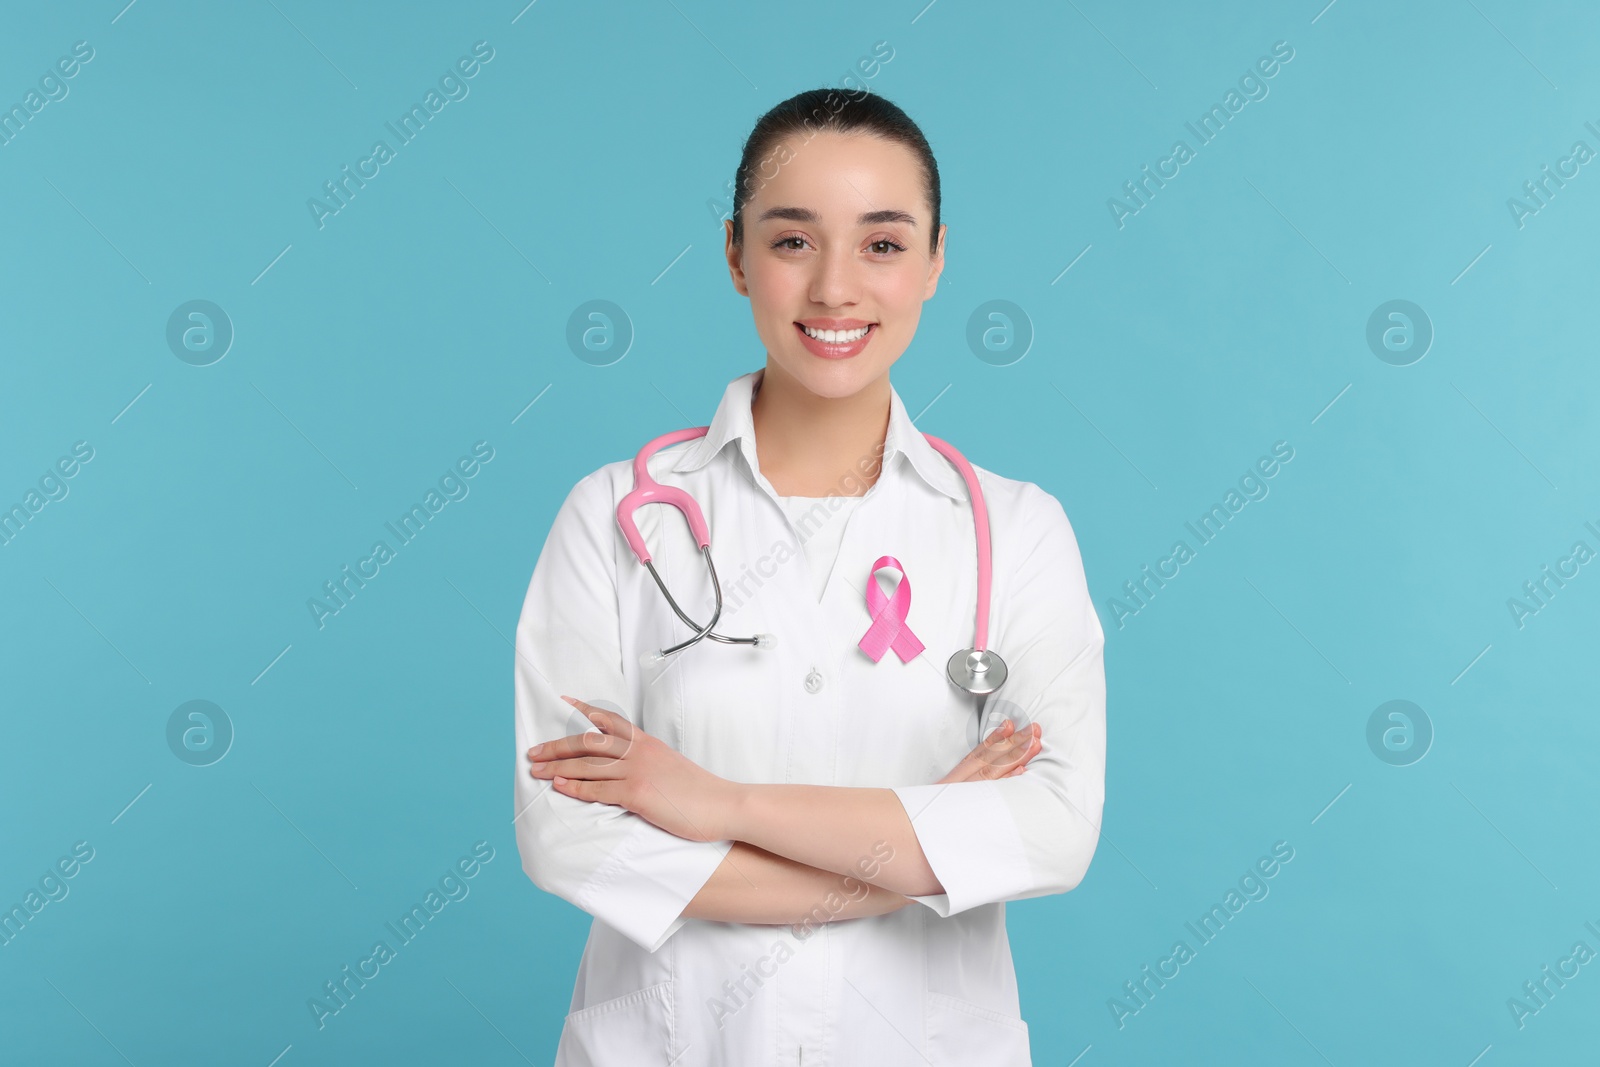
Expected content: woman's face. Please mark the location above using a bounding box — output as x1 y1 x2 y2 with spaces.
724 129 946 399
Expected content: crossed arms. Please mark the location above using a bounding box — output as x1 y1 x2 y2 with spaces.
525 696 1042 926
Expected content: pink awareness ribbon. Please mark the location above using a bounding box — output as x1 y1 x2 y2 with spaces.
857 555 925 663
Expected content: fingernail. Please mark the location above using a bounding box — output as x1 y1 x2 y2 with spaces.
531 761 547 771
530 744 544 757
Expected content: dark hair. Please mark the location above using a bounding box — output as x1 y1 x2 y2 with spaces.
730 88 942 257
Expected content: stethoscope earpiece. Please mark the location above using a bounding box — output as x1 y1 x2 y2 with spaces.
642 632 776 668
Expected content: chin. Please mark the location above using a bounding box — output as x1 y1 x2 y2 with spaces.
787 355 894 399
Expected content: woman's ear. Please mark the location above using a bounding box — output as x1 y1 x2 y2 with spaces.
724 219 750 296
923 223 947 300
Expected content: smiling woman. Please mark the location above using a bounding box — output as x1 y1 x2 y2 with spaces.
513 88 1105 1067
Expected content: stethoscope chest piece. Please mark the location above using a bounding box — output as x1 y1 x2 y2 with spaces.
948 647 1007 695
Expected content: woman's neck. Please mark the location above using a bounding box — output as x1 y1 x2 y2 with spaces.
750 361 890 498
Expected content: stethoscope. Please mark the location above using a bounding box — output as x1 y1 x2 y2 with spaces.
616 426 1007 696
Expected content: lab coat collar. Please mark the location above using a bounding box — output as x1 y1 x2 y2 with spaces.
667 367 967 502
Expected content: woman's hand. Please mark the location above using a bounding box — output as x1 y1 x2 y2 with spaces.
936 718 1042 784
526 696 738 843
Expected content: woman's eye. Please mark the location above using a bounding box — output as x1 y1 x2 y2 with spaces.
869 238 907 255
771 235 809 251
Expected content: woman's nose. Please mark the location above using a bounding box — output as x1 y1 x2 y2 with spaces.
808 248 862 307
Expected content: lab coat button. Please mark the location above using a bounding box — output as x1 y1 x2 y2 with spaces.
804 668 824 693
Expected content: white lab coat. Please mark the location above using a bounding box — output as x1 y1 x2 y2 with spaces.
513 368 1105 1066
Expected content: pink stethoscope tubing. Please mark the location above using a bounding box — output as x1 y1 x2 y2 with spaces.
616 426 1006 693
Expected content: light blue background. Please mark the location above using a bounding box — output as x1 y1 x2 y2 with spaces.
2 1 1597 1063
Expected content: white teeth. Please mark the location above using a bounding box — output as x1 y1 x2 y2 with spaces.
802 324 870 343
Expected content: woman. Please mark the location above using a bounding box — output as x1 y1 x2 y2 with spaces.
513 88 1105 1066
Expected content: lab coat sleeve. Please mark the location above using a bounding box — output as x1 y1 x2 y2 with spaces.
890 482 1106 918
513 470 733 953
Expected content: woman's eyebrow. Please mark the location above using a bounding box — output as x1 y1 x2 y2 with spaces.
756 206 919 227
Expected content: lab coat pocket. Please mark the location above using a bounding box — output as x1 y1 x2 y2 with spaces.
555 979 676 1067
925 991 1032 1066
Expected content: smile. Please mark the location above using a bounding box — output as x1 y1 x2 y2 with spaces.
794 322 877 360
800 324 871 343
